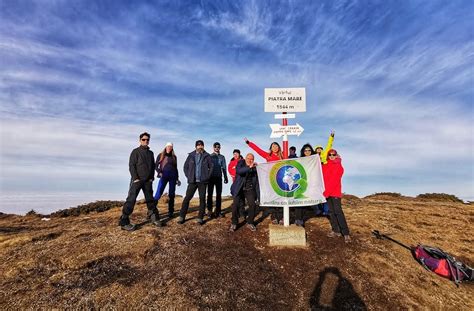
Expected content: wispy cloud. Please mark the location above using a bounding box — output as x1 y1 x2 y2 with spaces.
0 0 473 209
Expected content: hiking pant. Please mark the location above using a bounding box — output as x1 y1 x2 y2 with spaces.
120 180 158 225
207 176 222 215
154 174 177 216
180 182 207 220
314 202 329 215
327 197 349 236
232 188 257 226
295 207 305 222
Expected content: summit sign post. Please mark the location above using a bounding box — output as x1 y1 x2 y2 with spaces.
264 87 307 227
264 88 306 112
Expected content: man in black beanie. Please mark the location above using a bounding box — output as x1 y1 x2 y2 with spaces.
178 140 213 225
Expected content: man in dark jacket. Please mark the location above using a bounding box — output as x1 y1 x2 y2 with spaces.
229 153 259 232
207 142 228 218
178 140 213 225
119 132 162 231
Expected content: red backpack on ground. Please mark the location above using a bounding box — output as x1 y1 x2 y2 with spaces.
372 230 473 286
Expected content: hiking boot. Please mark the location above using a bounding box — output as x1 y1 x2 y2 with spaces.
217 213 225 218
151 219 162 227
196 218 205 226
177 217 185 224
150 214 162 227
229 224 237 232
121 223 136 231
168 212 174 219
327 231 342 238
247 224 257 232
344 235 352 243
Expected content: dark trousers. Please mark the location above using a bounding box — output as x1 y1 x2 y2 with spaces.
295 207 304 221
180 182 207 220
232 188 257 225
154 175 177 215
270 207 283 221
120 180 158 225
207 176 222 215
327 197 350 236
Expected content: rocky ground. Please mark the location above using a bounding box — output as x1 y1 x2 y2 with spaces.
0 194 473 309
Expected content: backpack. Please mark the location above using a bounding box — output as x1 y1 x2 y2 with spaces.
413 245 474 286
372 230 473 286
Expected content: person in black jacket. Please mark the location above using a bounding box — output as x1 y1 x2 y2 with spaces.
207 142 228 218
178 140 213 225
119 132 162 231
229 153 259 232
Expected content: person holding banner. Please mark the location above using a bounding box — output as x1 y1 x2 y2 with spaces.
293 143 316 226
229 153 259 232
322 149 351 243
244 138 283 224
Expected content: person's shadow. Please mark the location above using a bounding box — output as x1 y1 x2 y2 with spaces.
310 267 367 311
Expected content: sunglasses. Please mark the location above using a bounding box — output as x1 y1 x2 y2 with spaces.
328 153 337 156
141 138 149 141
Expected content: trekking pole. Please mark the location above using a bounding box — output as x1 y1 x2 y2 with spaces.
371 230 412 251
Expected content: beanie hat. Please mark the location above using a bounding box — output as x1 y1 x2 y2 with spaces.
165 142 173 147
195 140 204 147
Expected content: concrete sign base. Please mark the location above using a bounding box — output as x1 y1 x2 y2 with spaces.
269 224 307 247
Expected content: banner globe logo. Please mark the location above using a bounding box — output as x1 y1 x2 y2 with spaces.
269 160 308 199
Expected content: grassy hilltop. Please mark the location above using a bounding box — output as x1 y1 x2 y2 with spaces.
0 194 473 309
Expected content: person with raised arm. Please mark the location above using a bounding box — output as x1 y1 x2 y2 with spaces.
322 149 351 243
314 130 335 165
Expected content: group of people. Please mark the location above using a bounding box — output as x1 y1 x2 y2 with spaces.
118 131 350 242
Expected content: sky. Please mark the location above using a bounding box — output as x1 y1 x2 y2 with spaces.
0 0 473 213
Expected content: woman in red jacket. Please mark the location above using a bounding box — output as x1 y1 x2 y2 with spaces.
244 138 283 162
244 138 283 224
322 149 351 242
228 149 243 182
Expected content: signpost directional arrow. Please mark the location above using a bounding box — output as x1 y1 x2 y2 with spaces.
269 123 304 138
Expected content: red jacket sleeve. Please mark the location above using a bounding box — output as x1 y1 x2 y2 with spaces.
248 141 270 161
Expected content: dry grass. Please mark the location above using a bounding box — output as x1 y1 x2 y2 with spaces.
0 196 473 309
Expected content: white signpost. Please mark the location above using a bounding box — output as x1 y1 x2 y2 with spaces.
269 123 304 138
264 87 307 227
264 88 306 112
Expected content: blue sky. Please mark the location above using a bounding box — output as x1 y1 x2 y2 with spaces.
1 0 473 208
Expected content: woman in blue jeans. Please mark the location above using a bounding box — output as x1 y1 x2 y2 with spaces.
154 142 181 218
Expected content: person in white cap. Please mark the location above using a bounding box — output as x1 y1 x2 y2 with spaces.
154 142 181 218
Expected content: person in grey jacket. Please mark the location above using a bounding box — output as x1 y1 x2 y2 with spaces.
207 142 228 218
178 140 213 225
119 132 162 231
